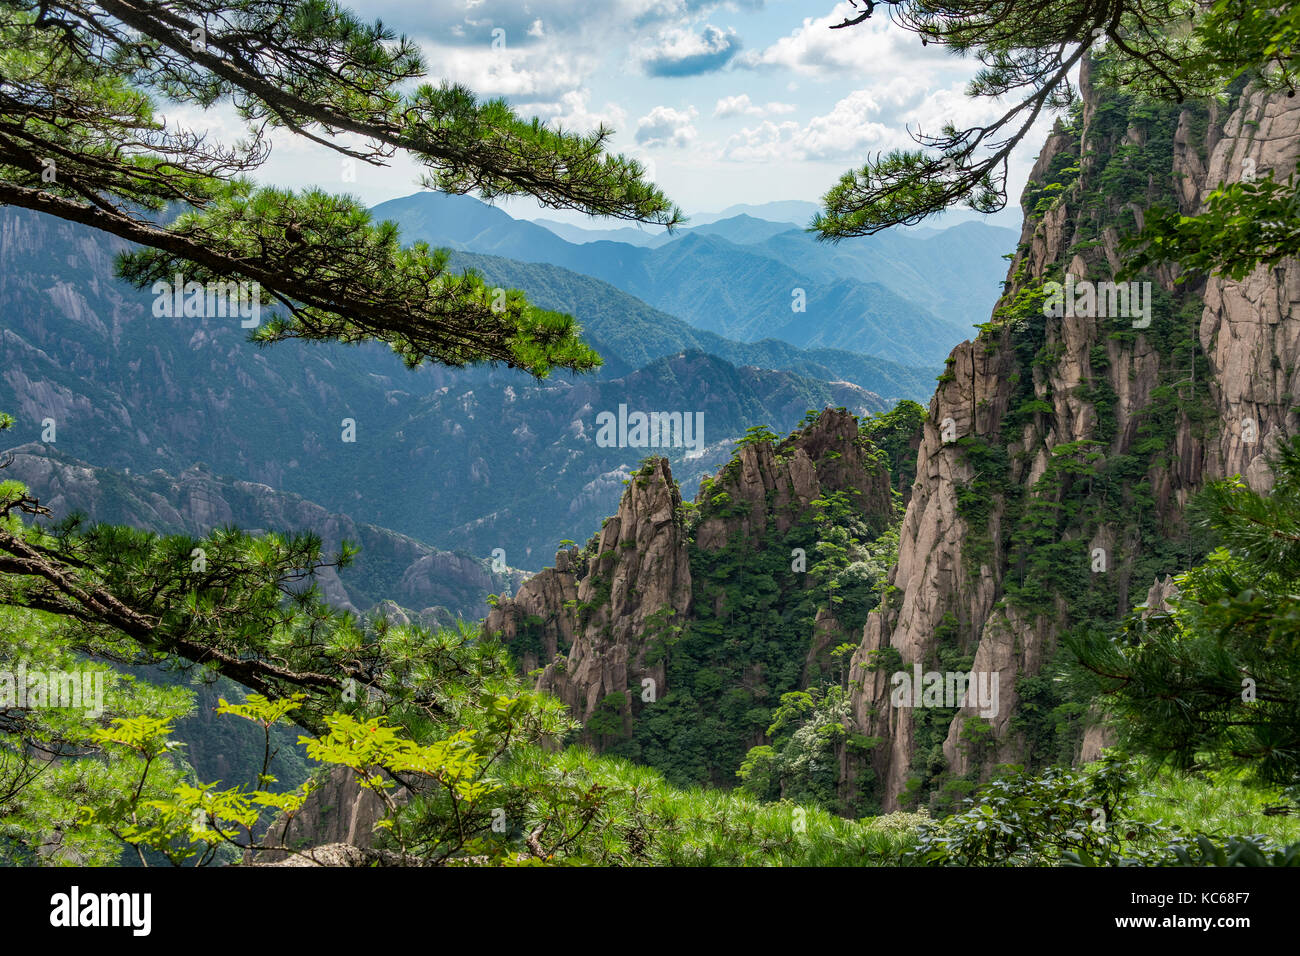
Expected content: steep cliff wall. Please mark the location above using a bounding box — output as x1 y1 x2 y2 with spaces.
484 454 696 736
253 766 402 862
848 63 1300 810
534 457 692 732
694 408 893 552
485 407 895 782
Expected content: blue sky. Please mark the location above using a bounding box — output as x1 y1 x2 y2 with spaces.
187 1 1062 228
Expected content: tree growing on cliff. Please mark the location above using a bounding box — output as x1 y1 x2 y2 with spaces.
1071 436 1300 794
816 0 1299 279
0 0 679 376
861 399 926 500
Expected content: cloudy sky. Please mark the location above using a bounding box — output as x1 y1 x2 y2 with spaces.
234 0 1063 228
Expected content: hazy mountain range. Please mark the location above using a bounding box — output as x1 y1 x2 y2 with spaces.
374 193 1018 368
0 200 945 569
0 193 1014 577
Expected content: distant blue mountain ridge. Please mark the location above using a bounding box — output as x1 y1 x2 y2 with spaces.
372 192 1019 369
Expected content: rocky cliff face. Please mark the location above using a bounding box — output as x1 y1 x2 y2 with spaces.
252 766 401 862
487 457 692 732
847 62 1300 809
486 407 894 756
1196 86 1300 490
694 408 893 552
538 458 691 733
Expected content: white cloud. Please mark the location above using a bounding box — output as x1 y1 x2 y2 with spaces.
722 119 804 162
899 84 1012 137
641 24 742 76
738 2 950 77
720 83 1008 163
799 90 894 160
357 1 755 48
722 89 886 162
431 44 595 98
514 90 630 135
714 94 757 117
636 105 700 148
713 94 797 118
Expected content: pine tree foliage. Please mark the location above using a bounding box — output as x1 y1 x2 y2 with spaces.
0 0 682 375
1072 437 1300 791
815 0 1297 269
